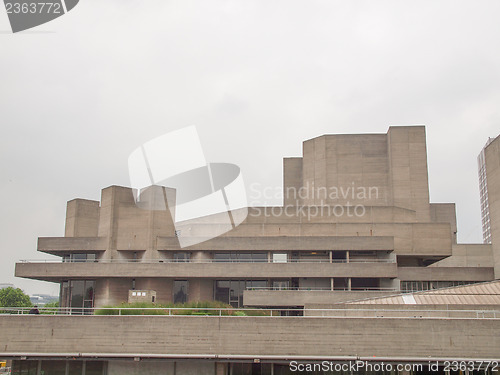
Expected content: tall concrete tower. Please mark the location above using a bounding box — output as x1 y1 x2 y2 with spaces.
478 138 494 244
484 134 500 279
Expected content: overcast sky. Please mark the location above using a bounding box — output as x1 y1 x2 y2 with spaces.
1 0 499 295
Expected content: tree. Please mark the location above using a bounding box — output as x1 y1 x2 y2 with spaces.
44 300 59 308
0 287 32 307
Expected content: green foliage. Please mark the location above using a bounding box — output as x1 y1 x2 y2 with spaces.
94 300 268 316
0 287 32 308
43 300 59 308
39 300 60 315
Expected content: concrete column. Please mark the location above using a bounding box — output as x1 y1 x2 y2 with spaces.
188 279 214 302
215 362 227 375
348 277 352 291
65 199 100 237
330 278 334 291
191 251 212 263
346 251 350 263
329 251 332 263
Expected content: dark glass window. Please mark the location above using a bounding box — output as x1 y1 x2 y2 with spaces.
63 253 97 262
85 361 105 375
62 280 95 313
173 280 188 303
40 360 65 375
215 280 268 307
68 361 83 374
173 252 190 262
71 280 85 308
11 360 38 375
214 252 267 262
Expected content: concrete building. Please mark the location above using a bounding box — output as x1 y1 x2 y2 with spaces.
14 126 500 311
478 137 495 244
4 126 500 374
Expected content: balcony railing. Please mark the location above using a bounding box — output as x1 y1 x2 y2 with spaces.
245 286 398 291
19 258 395 264
1 306 498 319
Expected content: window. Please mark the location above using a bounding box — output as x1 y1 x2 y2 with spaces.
173 252 190 262
63 253 97 263
60 280 95 313
214 252 267 262
273 253 287 263
215 280 268 307
173 280 188 303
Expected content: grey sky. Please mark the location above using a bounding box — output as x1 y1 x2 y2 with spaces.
1 0 499 295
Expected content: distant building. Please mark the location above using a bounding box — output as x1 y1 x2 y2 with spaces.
29 294 58 306
478 137 495 243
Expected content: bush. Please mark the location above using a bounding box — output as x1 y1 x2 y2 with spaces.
0 287 32 308
93 300 270 316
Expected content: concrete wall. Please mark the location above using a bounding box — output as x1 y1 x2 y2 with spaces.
430 203 457 244
243 290 399 306
398 267 494 281
1 315 499 359
283 157 303 206
301 134 390 207
107 361 217 375
65 199 100 237
387 126 430 222
430 244 493 267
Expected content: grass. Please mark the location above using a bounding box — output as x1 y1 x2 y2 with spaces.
94 301 270 316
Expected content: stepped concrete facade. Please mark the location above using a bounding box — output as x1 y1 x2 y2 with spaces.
15 126 500 311
6 126 500 374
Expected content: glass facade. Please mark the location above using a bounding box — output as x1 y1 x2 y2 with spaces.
60 280 95 313
215 280 267 307
62 253 97 262
214 252 267 262
401 280 476 293
12 360 105 375
173 280 188 303
173 252 190 262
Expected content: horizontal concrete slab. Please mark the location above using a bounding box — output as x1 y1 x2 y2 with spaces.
398 267 495 281
243 290 398 306
15 261 398 281
38 237 107 254
0 315 499 360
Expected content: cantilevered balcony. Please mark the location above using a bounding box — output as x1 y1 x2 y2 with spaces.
38 237 107 255
15 258 398 281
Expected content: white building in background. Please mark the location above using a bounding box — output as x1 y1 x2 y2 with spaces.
478 137 495 244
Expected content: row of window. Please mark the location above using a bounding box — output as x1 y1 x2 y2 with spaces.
12 360 105 375
400 280 476 293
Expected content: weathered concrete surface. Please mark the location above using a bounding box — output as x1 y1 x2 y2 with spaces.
0 316 499 360
243 290 397 306
15 261 398 280
398 267 494 281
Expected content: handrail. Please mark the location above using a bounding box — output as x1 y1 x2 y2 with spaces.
245 287 399 291
18 258 396 264
1 306 498 319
